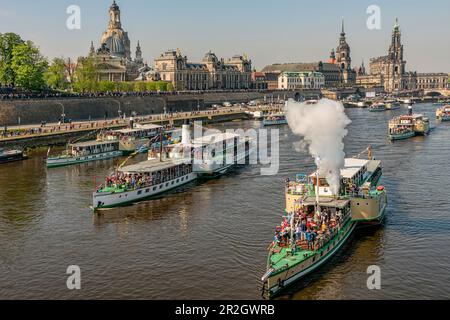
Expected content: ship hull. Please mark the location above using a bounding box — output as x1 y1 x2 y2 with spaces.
369 108 386 112
47 150 123 168
0 152 27 164
265 220 357 299
388 131 416 141
92 172 197 209
263 119 287 126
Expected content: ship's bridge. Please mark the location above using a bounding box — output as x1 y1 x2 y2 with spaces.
286 158 382 212
309 158 369 197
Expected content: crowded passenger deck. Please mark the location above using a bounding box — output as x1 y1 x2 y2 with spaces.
269 199 351 260
93 158 197 209
96 159 193 193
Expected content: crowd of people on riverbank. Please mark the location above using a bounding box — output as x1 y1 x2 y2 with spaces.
0 86 272 101
0 107 246 140
272 206 345 253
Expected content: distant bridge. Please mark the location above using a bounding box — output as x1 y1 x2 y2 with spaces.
424 89 450 97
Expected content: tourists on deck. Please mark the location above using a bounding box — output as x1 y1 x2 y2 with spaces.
295 225 301 240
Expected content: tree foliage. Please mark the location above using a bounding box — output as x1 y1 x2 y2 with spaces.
0 33 24 86
73 56 98 93
44 57 69 90
11 41 48 90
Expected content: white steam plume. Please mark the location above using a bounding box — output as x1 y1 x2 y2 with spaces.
285 98 351 195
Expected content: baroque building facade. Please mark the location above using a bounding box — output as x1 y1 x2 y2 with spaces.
262 20 355 88
84 1 145 82
154 50 252 90
278 71 325 90
356 19 412 92
357 19 448 93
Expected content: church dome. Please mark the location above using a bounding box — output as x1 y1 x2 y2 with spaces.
104 34 126 57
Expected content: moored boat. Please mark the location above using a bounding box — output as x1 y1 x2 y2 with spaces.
0 148 27 164
436 105 450 121
262 155 387 299
263 113 287 126
46 140 122 168
356 101 367 108
401 98 415 105
246 110 264 120
369 102 386 112
385 100 400 110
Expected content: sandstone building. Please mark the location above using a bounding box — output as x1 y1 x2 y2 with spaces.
84 1 145 82
154 50 252 91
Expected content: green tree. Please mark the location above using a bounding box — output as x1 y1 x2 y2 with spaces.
134 81 147 92
73 56 98 93
115 81 133 92
0 33 25 86
166 82 174 92
11 41 48 90
98 80 115 92
146 81 157 91
44 57 69 90
155 81 168 92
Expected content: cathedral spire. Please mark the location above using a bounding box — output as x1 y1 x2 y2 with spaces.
135 40 143 64
341 17 345 35
89 41 95 55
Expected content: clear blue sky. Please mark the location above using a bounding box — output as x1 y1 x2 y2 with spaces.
0 0 449 72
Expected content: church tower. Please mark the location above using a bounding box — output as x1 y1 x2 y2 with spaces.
135 41 143 65
358 60 366 76
387 18 407 91
100 1 131 59
89 41 95 56
329 48 336 64
388 18 405 76
336 19 351 71
108 1 122 29
335 19 355 84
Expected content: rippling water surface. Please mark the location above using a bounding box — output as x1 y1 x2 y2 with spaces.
1 103 449 299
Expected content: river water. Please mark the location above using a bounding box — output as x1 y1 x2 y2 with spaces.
1 103 449 300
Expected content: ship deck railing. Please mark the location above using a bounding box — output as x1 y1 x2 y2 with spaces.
96 173 190 194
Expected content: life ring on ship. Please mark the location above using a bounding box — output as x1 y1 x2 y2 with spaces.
377 186 385 191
